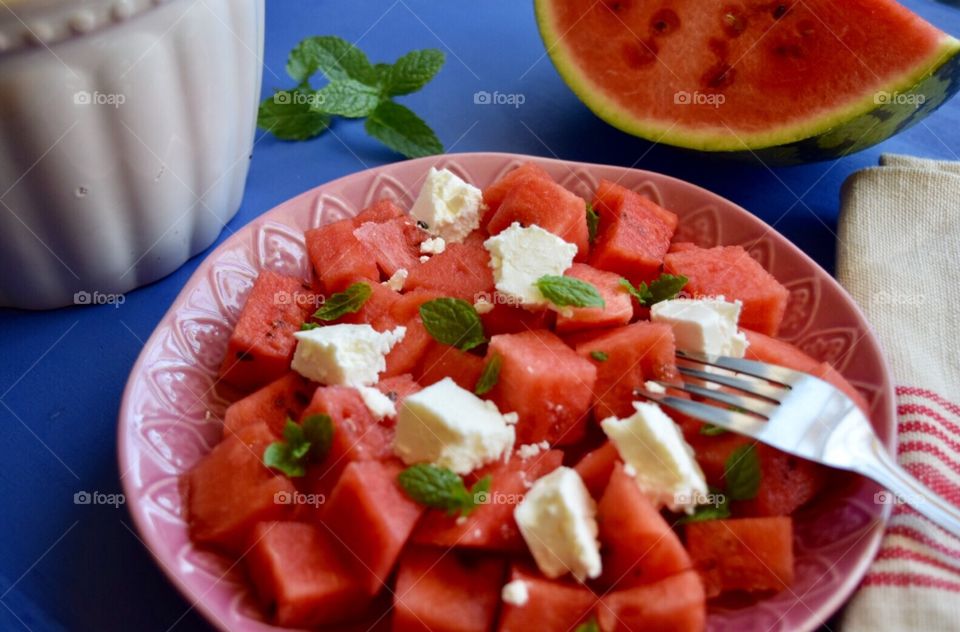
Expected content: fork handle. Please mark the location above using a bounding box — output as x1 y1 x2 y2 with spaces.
858 438 960 538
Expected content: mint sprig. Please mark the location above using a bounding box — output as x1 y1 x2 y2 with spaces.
574 619 600 632
620 273 688 307
700 423 727 436
590 350 608 362
313 282 372 321
475 353 502 395
259 35 445 158
536 275 605 309
263 414 334 477
679 486 732 524
724 444 762 501
586 203 600 245
419 298 487 351
398 464 491 517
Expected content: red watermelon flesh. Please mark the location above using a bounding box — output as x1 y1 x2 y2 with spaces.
183 422 295 553
222 372 315 439
324 460 424 594
352 198 404 225
574 441 620 499
556 263 635 333
482 162 553 218
480 301 554 336
382 316 435 378
375 373 423 405
415 341 486 391
597 463 692 590
575 322 678 420
597 570 706 632
245 521 369 627
306 219 379 292
685 517 794 597
219 271 313 392
353 217 425 277
593 178 678 234
305 385 393 480
405 242 495 302
486 175 589 257
498 565 599 632
413 450 564 551
487 329 597 445
392 546 506 632
336 280 400 329
664 245 789 336
389 287 447 322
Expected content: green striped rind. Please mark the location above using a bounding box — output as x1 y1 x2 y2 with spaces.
535 0 960 165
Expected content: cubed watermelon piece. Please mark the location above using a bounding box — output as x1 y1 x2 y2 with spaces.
486 176 589 257
219 271 314 392
415 341 486 390
597 570 706 632
245 521 369 627
498 565 598 631
375 373 423 405
354 217 425 278
575 322 678 420
306 218 380 292
480 302 554 336
588 180 676 285
574 441 620 499
307 385 393 476
382 317 435 378
597 463 692 590
405 242 495 302
336 281 401 329
487 330 597 445
353 198 405 225
685 517 794 597
184 422 295 553
324 460 424 594
389 287 447 322
222 372 315 439
482 162 553 218
393 546 506 632
413 450 564 551
555 263 634 334
664 245 789 336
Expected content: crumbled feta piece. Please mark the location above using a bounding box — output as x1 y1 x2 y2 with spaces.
356 386 397 420
383 268 408 292
601 402 708 514
420 236 446 255
501 579 530 606
644 380 667 395
410 167 482 243
651 296 749 358
419 255 430 263
291 324 406 387
503 412 519 425
517 440 550 459
473 296 494 314
393 378 516 475
483 223 577 309
514 467 602 581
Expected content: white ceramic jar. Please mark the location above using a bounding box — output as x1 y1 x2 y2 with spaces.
0 0 264 309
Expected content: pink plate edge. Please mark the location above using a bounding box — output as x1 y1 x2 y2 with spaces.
117 151 896 632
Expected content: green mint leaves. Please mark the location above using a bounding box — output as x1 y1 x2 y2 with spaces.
586 203 600 245
574 619 600 632
419 298 487 351
259 35 445 158
312 282 372 321
263 414 334 477
474 353 502 395
700 423 728 436
724 444 762 501
536 276 605 309
398 464 491 517
620 273 688 307
679 486 732 524
590 350 609 362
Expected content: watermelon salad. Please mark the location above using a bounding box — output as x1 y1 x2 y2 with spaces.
182 163 869 631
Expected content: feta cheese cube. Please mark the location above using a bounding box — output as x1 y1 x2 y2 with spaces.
419 236 446 255
650 296 749 358
410 167 482 243
644 380 667 394
483 223 577 309
393 377 516 475
601 402 708 514
356 386 397 420
291 324 406 387
501 579 529 606
514 466 602 581
383 268 408 292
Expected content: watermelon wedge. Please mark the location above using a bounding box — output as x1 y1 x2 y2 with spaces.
535 0 960 162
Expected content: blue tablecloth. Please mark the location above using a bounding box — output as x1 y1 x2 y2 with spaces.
1 1 958 630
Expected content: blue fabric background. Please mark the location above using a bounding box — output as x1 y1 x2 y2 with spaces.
1 1 958 629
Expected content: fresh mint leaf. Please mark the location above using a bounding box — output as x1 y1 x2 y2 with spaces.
586 203 600 245
257 91 330 141
700 423 728 436
620 273 688 307
300 414 334 459
263 415 334 477
301 322 320 331
536 275 605 309
313 79 381 118
590 350 608 362
313 282 372 321
419 298 486 351
679 488 731 524
474 353 502 395
365 101 443 158
574 619 599 632
383 49 445 96
724 444 761 501
398 464 487 517
287 35 376 85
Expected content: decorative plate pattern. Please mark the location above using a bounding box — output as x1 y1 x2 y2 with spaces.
118 153 896 632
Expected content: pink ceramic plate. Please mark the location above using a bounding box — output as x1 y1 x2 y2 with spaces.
118 152 895 632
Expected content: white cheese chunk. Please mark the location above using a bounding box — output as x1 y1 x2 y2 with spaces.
483 223 577 309
383 268 408 292
356 386 397 420
393 377 515 475
514 466 602 581
517 440 550 459
601 402 708 514
650 296 749 358
410 167 482 243
291 324 406 387
419 255 430 263
644 380 667 395
420 236 446 255
501 579 530 606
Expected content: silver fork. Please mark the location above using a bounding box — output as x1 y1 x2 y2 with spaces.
637 350 960 537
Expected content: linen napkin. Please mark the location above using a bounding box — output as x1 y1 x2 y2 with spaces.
838 154 960 630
